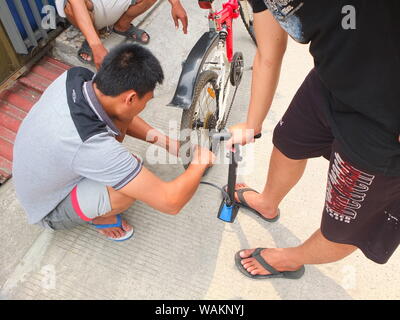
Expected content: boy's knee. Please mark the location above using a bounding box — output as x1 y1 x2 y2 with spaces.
64 1 73 19
64 0 94 19
107 186 135 212
135 0 157 7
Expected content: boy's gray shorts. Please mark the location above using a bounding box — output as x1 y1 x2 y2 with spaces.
57 0 138 30
37 179 112 230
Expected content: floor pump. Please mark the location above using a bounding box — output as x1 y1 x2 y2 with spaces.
208 131 261 223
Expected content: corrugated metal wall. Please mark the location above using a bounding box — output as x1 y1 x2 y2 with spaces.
0 0 61 84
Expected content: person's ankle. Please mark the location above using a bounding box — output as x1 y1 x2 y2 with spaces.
92 215 113 224
253 195 279 217
266 248 302 271
113 22 129 32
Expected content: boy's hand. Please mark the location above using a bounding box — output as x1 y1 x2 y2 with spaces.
166 138 180 157
191 145 215 168
91 43 108 69
170 0 188 34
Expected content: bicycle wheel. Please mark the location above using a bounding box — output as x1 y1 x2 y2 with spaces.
239 0 257 45
180 70 219 168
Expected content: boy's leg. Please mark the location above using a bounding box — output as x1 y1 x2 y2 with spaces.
91 186 136 239
39 179 136 239
113 0 157 43
64 0 95 27
64 0 99 63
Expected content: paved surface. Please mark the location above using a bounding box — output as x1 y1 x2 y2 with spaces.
1 0 399 300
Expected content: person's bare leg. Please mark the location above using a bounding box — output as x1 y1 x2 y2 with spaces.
91 186 136 239
113 0 157 42
64 0 97 62
239 229 358 275
64 0 95 26
234 147 307 219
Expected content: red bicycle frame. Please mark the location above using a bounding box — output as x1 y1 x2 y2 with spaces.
199 0 240 62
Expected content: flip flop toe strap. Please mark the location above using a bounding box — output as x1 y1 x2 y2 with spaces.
92 214 122 229
252 248 281 276
236 188 259 208
114 24 150 43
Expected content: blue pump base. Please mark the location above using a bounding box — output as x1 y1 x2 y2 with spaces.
218 201 240 223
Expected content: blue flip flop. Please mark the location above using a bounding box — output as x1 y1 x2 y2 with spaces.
91 214 134 242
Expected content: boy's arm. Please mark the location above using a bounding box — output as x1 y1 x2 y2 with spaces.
124 116 179 157
117 145 214 214
67 0 108 68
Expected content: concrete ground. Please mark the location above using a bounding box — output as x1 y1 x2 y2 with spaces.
1 0 399 300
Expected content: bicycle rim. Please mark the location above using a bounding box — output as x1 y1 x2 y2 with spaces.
180 71 219 167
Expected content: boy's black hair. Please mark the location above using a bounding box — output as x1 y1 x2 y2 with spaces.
93 43 164 98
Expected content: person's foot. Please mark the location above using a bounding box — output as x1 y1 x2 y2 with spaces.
113 24 150 43
77 40 93 64
238 248 302 276
91 215 133 239
230 183 279 220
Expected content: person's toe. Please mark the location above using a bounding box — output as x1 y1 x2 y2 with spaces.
121 219 132 232
234 183 248 189
114 229 123 238
242 260 255 269
251 268 262 276
239 249 256 259
246 265 257 274
80 53 90 61
142 33 149 42
102 229 113 238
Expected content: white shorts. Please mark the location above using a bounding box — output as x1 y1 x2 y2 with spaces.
56 0 136 30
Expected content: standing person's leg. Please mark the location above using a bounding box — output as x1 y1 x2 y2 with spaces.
237 229 357 277
232 148 307 220
237 141 400 277
235 69 400 278
231 68 333 220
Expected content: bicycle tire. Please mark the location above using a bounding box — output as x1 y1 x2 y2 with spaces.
180 70 219 169
239 0 257 45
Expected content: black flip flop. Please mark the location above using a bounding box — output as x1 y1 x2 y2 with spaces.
232 187 280 222
235 248 305 280
77 40 94 65
113 24 150 45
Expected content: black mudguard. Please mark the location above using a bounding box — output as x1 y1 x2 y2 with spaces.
168 31 219 110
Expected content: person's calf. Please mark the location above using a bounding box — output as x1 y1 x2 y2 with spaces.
114 0 157 31
89 186 136 238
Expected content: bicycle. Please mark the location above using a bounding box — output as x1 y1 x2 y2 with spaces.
169 0 252 168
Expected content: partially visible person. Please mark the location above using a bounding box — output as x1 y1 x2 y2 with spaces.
13 44 214 241
55 0 188 68
228 0 400 280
